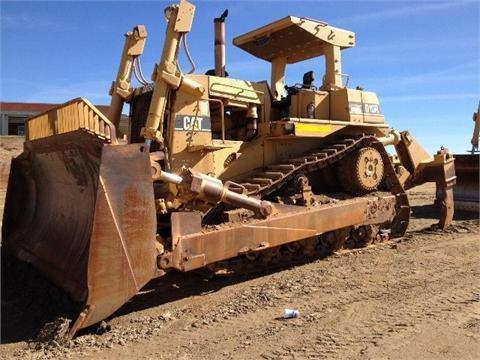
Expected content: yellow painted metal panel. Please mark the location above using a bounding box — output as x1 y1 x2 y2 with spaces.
295 123 332 135
26 98 116 143
209 76 262 104
233 16 354 64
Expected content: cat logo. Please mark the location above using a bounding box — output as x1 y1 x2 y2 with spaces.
349 102 382 115
174 115 211 132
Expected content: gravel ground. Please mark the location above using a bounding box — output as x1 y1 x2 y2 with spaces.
1 160 479 360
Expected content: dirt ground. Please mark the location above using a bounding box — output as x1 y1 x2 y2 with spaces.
0 154 479 359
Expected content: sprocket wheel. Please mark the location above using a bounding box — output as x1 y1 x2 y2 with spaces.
340 146 384 194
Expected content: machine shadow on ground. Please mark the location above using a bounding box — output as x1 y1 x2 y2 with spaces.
0 245 331 343
1 248 81 344
411 204 478 221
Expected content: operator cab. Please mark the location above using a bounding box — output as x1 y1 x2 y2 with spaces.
233 16 384 125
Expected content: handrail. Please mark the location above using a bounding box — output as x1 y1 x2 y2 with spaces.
208 98 225 142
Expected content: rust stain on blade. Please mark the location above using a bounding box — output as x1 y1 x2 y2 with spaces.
98 175 139 291
2 131 104 302
70 144 157 335
2 132 157 338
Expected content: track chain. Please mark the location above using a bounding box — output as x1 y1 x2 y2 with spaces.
207 135 410 276
234 135 409 236
237 138 359 197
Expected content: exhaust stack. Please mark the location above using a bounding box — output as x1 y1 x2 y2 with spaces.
214 9 228 77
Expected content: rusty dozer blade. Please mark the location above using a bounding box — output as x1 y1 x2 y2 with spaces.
2 131 157 337
453 154 480 212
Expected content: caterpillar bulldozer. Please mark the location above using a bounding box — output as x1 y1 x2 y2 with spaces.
453 102 479 212
2 0 456 338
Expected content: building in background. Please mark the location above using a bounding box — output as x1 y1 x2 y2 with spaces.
0 102 129 136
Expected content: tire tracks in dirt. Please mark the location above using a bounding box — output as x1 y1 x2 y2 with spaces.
116 229 479 360
2 187 479 360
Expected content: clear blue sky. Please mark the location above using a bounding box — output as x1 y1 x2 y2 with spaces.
1 0 479 154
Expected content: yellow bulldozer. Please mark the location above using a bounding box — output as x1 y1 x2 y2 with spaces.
2 0 456 338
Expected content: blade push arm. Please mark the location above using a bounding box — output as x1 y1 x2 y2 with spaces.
141 0 204 147
108 25 147 129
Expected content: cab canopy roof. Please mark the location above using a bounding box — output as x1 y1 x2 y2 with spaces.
233 16 355 64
